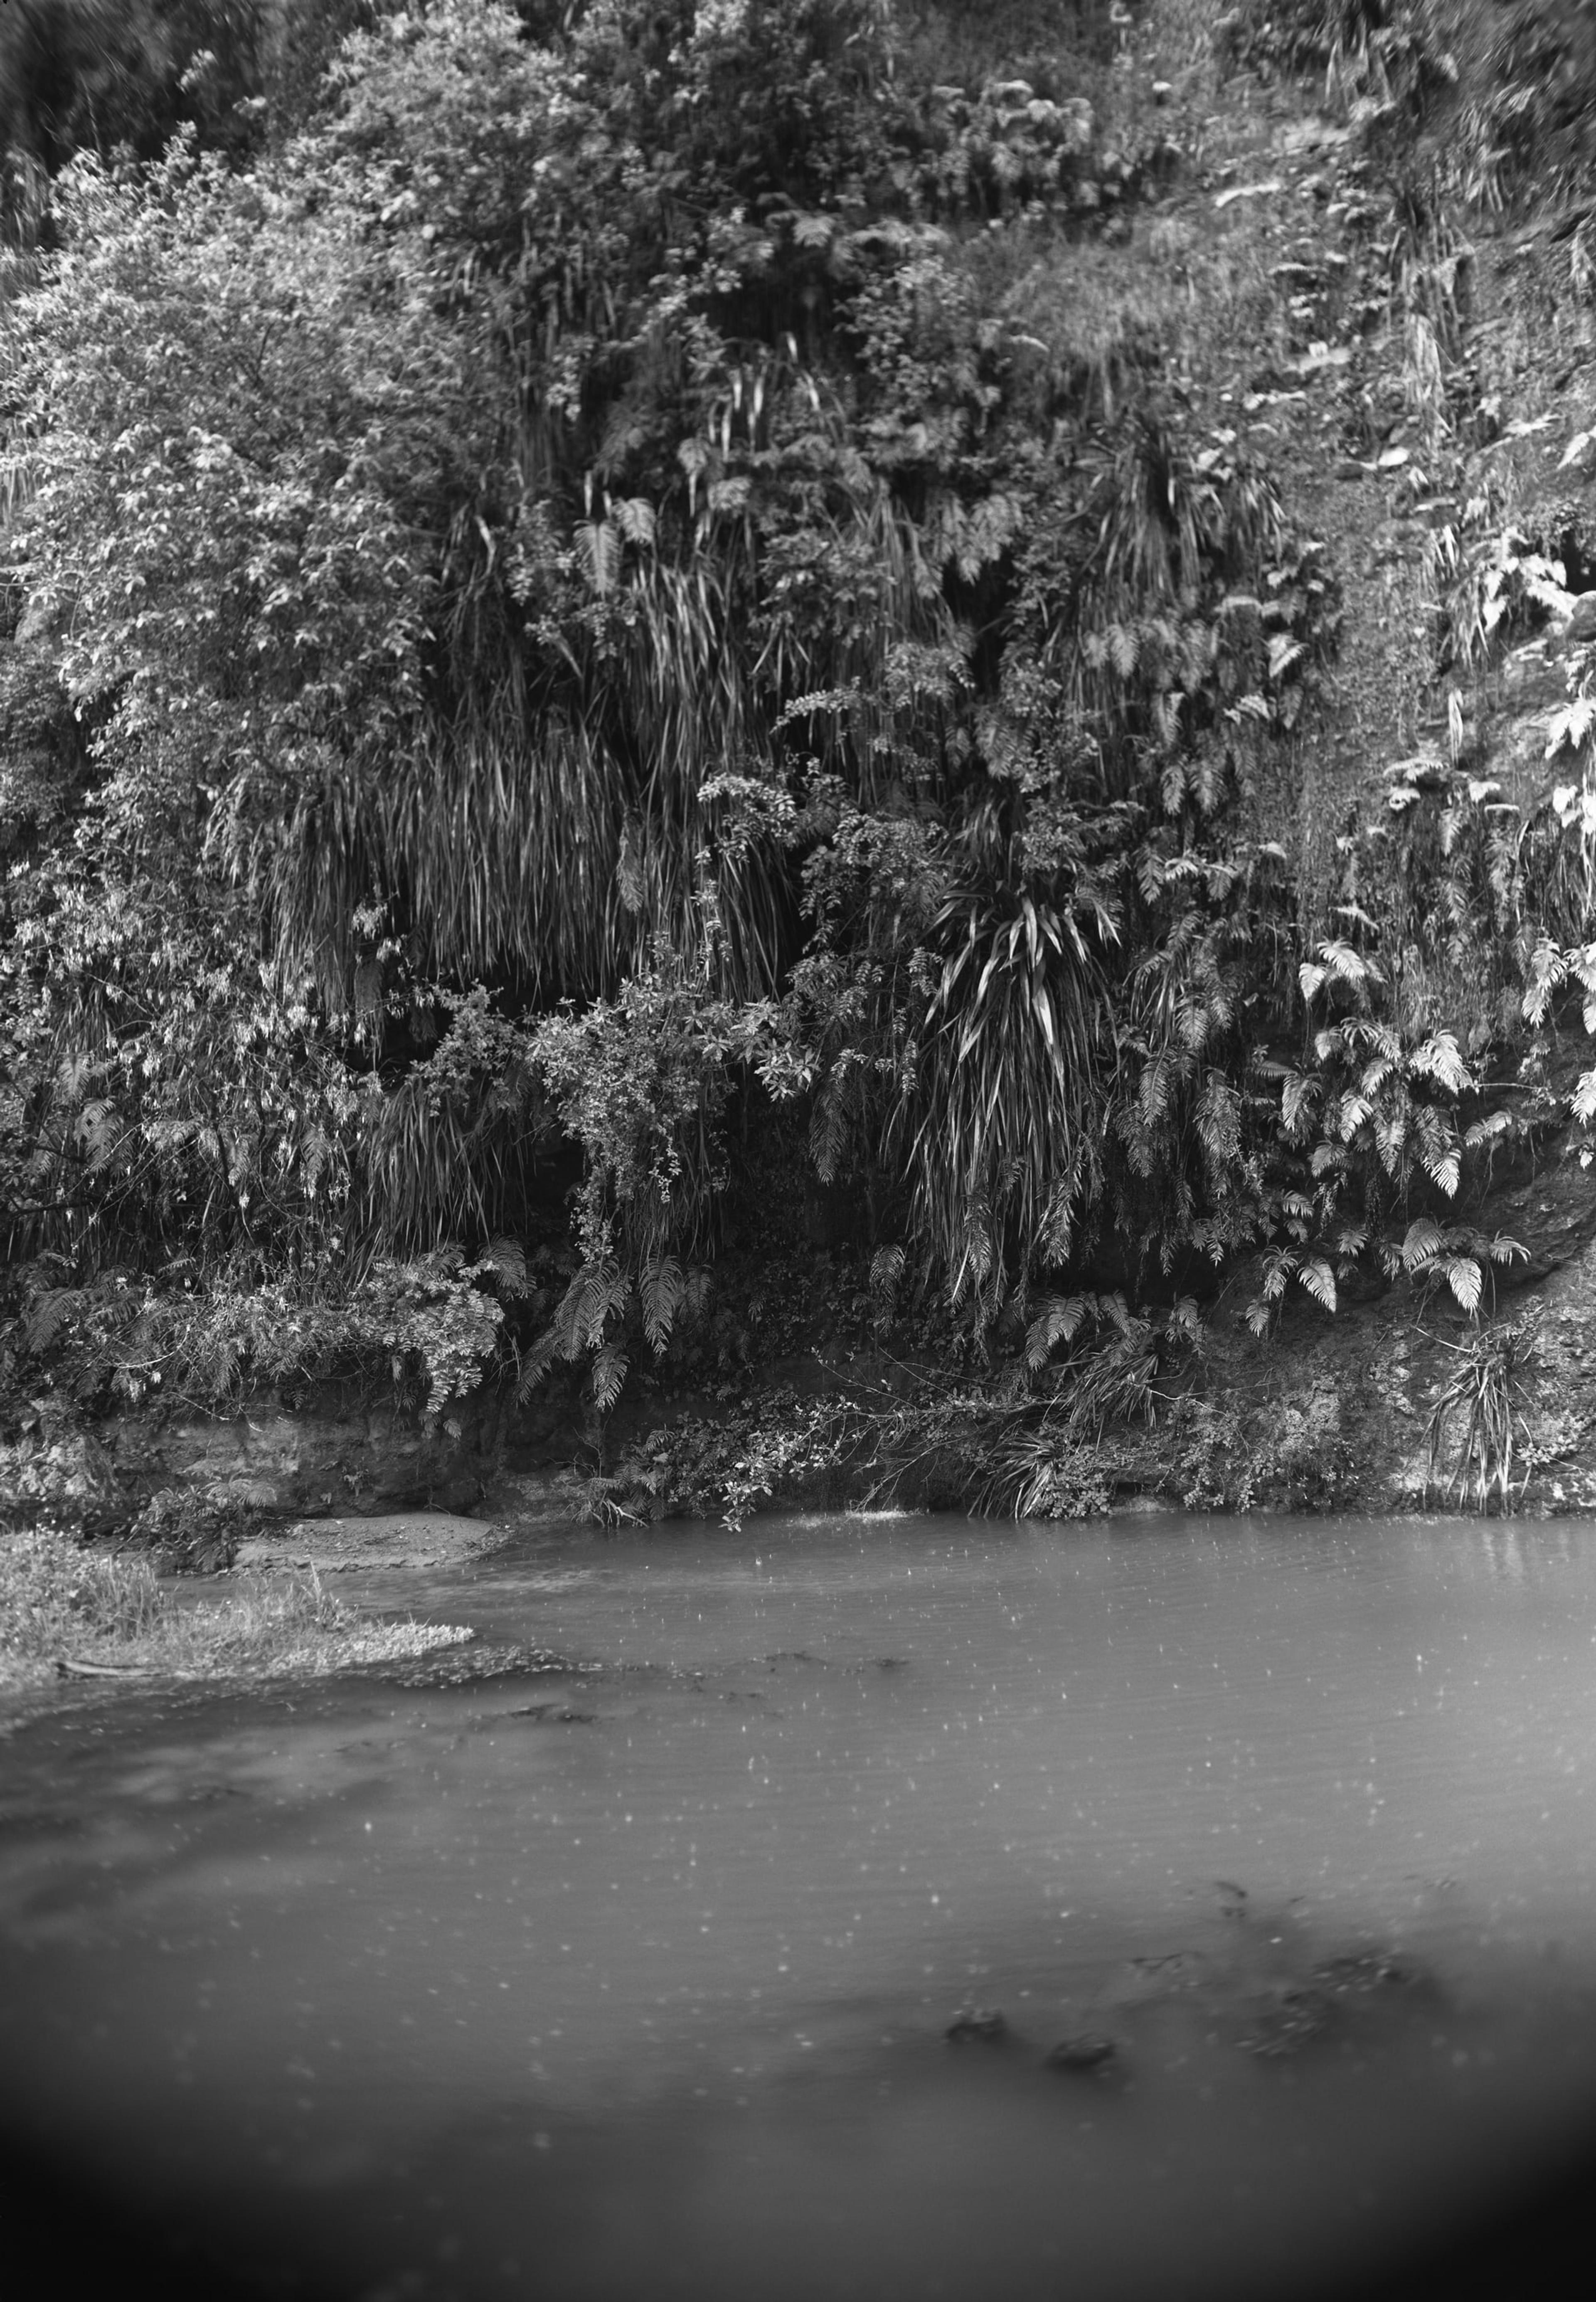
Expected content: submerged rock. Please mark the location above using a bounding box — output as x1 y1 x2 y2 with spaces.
1313 1949 1429 1996
1045 2033 1118 2074
945 2006 1006 2043
1237 1985 1337 2058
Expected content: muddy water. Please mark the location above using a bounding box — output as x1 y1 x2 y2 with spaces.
5 1511 1596 2301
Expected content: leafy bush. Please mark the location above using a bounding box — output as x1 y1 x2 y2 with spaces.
1174 1387 1354 1510
7 1248 517 1417
126 1485 259 1571
1251 939 1525 1325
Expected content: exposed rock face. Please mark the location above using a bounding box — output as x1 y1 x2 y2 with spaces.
85 1388 585 1533
101 1400 492 1518
235 1511 507 1572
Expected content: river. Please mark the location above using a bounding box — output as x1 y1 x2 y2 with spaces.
4 1509 1596 2300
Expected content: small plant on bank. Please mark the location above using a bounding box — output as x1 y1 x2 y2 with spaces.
1424 1310 1538 1511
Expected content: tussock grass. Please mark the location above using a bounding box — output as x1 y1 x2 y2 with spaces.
0 1526 472 1693
1424 1313 1537 1513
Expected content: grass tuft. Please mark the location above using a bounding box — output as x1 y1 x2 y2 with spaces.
1424 1312 1537 1513
0 1526 472 1693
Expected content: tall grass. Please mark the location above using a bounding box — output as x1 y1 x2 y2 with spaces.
0 1525 472 1691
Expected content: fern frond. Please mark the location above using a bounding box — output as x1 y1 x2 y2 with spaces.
1441 1256 1483 1315
639 1254 685 1354
1407 1032 1472 1094
1485 1232 1527 1265
515 1324 564 1402
810 1080 849 1185
1296 1257 1337 1314
1261 1247 1298 1302
1280 1070 1319 1135
1400 1218 1445 1272
24 1287 82 1356
575 519 621 595
591 1347 629 1413
477 1237 527 1294
870 1245 907 1300
1423 1147 1462 1198
1025 1294 1089 1370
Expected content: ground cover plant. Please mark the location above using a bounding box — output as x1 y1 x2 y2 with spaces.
6 0 1596 1519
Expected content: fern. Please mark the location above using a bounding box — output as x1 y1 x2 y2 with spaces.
1266 633 1305 683
1400 1217 1446 1272
1421 1145 1461 1198
1439 1255 1483 1315
1296 1257 1337 1313
590 1346 629 1414
574 519 621 595
1299 939 1379 1004
23 1287 83 1356
76 1101 122 1172
809 1081 849 1186
516 1257 633 1402
1279 1070 1319 1136
1025 1293 1089 1370
1406 1031 1470 1094
612 498 657 547
1261 1246 1298 1302
1545 694 1596 759
869 1244 906 1301
473 1236 527 1294
638 1254 686 1354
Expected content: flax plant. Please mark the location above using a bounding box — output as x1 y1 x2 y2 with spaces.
1424 1313 1537 1512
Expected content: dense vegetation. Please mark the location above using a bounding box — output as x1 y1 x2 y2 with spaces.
5 0 1596 1512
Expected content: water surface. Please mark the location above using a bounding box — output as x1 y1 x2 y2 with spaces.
4 1510 1596 2299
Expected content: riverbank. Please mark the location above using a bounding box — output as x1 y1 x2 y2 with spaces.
12 0 1596 1561
8 1177 1596 1573
0 1522 473 1696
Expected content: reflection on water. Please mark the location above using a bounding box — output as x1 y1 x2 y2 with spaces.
4 1511 1596 2299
